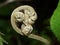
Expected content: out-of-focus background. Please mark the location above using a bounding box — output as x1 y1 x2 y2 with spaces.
0 0 60 45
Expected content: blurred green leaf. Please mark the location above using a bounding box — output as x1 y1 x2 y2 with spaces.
0 32 8 45
0 36 3 45
50 1 60 41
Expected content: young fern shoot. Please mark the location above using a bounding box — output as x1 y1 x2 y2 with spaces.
11 5 50 45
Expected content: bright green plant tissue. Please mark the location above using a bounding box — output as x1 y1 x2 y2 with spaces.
50 1 60 41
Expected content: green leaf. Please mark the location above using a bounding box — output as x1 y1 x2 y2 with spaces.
0 36 3 45
0 32 8 45
50 1 60 41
